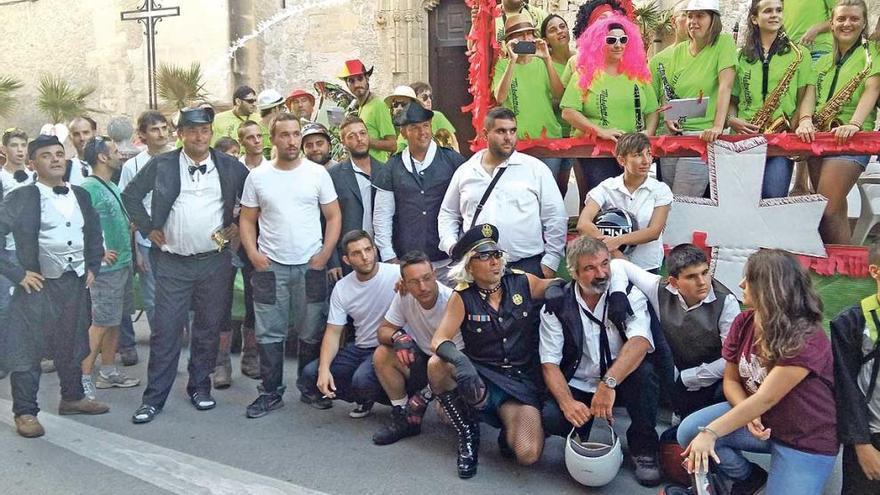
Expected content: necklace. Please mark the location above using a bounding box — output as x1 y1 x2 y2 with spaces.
477 283 502 300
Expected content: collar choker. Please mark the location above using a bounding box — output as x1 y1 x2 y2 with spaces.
477 283 502 299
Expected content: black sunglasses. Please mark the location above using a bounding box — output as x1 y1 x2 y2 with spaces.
474 251 504 261
605 35 628 45
241 98 257 104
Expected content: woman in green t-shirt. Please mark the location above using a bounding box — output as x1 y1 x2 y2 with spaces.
541 14 576 197
728 0 816 199
806 0 880 244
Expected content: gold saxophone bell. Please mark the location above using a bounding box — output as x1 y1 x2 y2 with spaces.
211 230 228 252
763 114 791 134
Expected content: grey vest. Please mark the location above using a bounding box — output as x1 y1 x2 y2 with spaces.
38 194 86 279
658 280 731 370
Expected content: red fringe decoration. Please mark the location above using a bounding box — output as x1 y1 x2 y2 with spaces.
798 245 870 278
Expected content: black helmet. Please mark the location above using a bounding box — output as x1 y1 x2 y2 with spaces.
594 208 638 254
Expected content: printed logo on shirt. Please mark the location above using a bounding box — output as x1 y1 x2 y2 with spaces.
742 70 753 109
510 78 520 115
599 89 609 127
738 353 767 395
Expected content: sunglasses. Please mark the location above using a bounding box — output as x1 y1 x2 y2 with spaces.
391 100 409 109
241 98 257 104
474 251 504 261
605 35 628 45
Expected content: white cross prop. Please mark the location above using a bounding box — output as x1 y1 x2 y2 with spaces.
663 137 828 300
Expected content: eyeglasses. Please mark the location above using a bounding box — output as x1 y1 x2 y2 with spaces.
474 251 504 261
418 93 433 101
391 100 409 109
605 35 628 45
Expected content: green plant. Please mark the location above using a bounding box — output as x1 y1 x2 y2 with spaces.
156 62 209 110
0 76 23 119
36 75 99 123
633 0 671 51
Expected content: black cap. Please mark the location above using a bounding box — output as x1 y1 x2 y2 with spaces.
451 223 501 262
27 134 63 159
178 106 215 128
397 102 434 127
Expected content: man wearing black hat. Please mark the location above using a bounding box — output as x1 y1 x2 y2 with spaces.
373 103 465 286
122 105 249 424
427 223 561 478
0 135 109 438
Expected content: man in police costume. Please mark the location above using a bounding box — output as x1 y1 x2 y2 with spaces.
373 103 465 285
428 223 561 478
122 106 249 424
0 135 109 438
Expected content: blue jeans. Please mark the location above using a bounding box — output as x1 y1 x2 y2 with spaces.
678 402 836 494
297 344 384 403
538 157 572 181
762 156 793 199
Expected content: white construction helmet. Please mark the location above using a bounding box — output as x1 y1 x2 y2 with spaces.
564 424 623 487
683 0 720 14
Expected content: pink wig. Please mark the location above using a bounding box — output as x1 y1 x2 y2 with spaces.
576 15 651 97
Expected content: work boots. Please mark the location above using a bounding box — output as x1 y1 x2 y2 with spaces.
212 331 233 389
240 327 260 379
246 342 285 418
372 405 421 445
437 391 480 479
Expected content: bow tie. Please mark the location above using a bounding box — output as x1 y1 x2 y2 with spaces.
13 170 28 183
53 185 69 195
188 164 207 176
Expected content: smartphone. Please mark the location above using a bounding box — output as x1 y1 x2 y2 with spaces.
512 41 536 55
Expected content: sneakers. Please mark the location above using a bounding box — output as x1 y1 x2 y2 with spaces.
58 398 110 415
14 415 45 438
82 375 97 400
246 392 284 419
349 401 374 418
119 347 139 366
132 404 161 424
96 370 140 389
300 391 333 410
189 391 216 411
731 462 768 495
631 453 662 487
372 405 420 445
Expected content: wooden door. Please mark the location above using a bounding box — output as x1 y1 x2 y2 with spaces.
429 0 475 157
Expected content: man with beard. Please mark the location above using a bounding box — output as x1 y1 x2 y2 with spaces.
238 121 269 170
339 60 396 162
285 89 316 122
212 85 257 145
373 103 464 286
68 116 96 185
301 123 338 169
239 114 341 417
123 106 249 424
540 235 661 486
299 231 400 419
438 107 566 278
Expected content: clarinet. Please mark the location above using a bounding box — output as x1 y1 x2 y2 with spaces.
657 62 684 133
634 85 644 132
733 21 740 44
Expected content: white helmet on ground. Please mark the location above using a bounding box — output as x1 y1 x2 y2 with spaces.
564 423 623 487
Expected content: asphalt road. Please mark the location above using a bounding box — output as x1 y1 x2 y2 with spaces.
0 321 843 495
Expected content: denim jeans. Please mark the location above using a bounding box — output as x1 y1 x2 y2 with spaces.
762 156 793 199
538 157 572 181
252 260 327 345
677 402 836 494
296 343 384 404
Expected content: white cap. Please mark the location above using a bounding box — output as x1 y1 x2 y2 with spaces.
384 85 418 108
256 89 285 111
684 0 720 14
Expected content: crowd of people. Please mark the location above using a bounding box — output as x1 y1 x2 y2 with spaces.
1 0 880 494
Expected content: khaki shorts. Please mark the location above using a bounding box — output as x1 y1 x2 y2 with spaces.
89 264 134 327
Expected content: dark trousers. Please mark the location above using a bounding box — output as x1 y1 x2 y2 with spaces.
647 304 675 399
672 378 725 419
542 359 660 456
8 272 88 416
297 344 383 403
141 250 232 408
842 432 880 494
509 253 545 278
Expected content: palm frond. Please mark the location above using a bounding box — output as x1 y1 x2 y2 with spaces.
36 75 99 124
156 62 209 110
0 76 23 119
633 1 670 50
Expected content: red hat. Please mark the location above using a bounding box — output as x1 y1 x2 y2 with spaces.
285 89 315 106
338 59 374 79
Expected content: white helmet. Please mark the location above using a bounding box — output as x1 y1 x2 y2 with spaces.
683 0 720 14
564 424 623 487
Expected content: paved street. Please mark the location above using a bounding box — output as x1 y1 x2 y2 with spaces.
0 321 843 495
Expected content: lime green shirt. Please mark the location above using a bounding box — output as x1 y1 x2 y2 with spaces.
260 123 272 160
358 95 396 162
395 110 458 152
492 57 563 139
662 34 738 131
81 177 132 272
783 0 834 56
211 109 252 145
560 56 576 87
560 71 659 136
552 60 572 138
814 44 880 130
734 44 814 123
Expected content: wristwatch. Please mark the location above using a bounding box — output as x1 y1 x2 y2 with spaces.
600 375 618 390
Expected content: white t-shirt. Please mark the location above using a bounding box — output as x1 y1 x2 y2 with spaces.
587 175 673 270
68 157 91 186
0 167 34 250
120 150 153 247
328 262 400 348
240 159 337 265
384 283 463 355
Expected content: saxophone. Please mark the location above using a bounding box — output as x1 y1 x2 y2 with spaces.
813 39 873 131
750 38 802 133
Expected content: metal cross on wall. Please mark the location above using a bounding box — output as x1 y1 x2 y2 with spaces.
121 0 180 109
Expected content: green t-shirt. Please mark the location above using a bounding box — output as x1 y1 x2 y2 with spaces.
81 176 132 272
560 56 576 87
260 123 272 160
211 109 252 145
492 57 563 139
783 0 834 56
663 34 738 131
733 44 814 123
552 60 572 138
358 95 396 162
559 71 659 136
395 110 458 152
814 44 880 130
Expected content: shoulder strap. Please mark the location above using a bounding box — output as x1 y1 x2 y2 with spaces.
469 166 507 229
90 176 131 222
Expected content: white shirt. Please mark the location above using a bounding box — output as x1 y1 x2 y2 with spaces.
120 150 153 247
240 159 337 265
587 175 673 270
540 284 654 393
352 161 374 236
162 152 224 256
0 167 34 251
609 258 740 390
328 262 401 348
68 157 91 186
438 150 566 269
239 155 270 170
384 282 463 355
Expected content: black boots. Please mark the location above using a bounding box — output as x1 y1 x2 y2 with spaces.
437 391 480 479
372 405 421 445
246 342 285 419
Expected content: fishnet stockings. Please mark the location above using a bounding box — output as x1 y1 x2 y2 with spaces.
498 402 544 465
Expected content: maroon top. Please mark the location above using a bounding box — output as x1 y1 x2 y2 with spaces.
722 311 839 455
